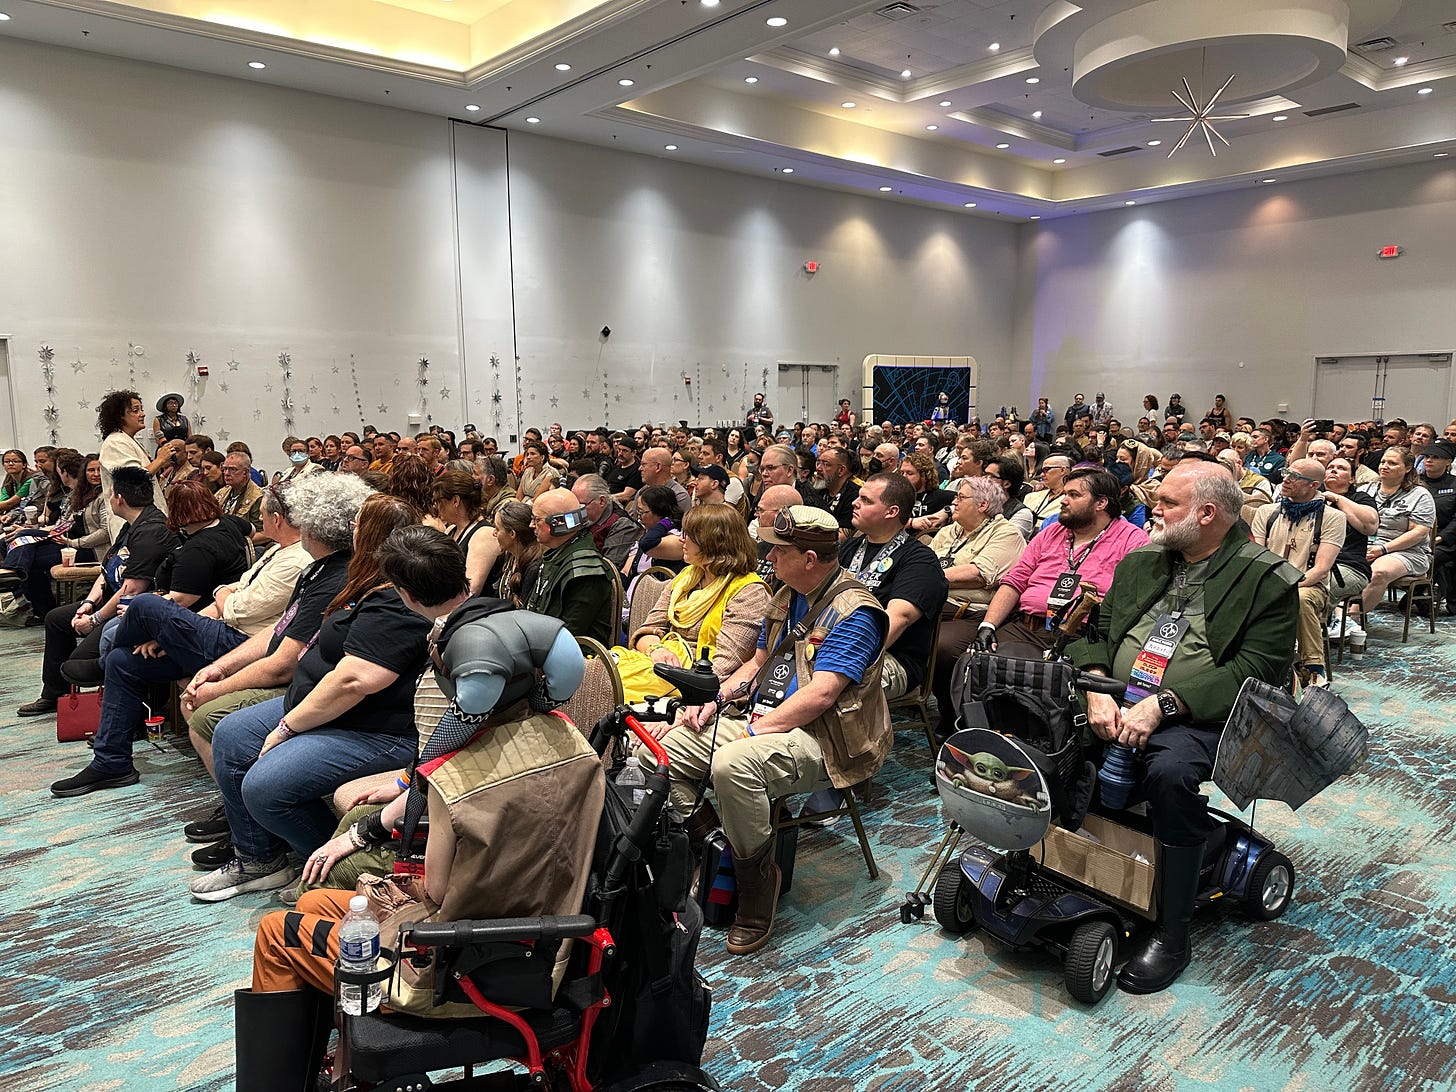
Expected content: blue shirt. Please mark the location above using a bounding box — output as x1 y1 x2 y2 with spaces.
756 595 880 702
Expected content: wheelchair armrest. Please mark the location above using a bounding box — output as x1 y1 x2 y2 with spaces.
401 914 600 949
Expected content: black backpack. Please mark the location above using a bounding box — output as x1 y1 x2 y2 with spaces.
950 652 1097 831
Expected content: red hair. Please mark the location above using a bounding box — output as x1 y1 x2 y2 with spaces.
165 478 224 532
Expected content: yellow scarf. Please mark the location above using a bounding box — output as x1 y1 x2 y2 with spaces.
666 565 764 660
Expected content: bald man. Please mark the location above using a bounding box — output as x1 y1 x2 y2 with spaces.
751 483 803 590
635 447 691 518
525 488 616 645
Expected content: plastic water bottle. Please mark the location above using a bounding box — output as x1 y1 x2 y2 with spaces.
1098 743 1138 810
338 895 381 1015
617 756 648 806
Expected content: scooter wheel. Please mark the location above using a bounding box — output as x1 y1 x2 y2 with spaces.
1064 920 1117 1004
1242 850 1295 921
932 862 977 934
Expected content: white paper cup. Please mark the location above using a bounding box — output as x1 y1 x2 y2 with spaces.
61 547 77 566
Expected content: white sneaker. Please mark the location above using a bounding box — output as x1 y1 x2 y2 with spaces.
189 854 297 903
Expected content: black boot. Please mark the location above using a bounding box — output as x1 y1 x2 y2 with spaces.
682 800 722 846
1117 842 1203 994
235 988 333 1092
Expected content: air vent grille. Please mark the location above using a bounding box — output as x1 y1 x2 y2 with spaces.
1304 102 1361 117
1097 146 1143 157
876 2 921 20
1353 36 1399 52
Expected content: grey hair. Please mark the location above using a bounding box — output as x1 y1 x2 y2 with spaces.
762 444 796 469
288 473 374 553
478 455 509 487
1184 461 1246 522
224 450 253 469
959 474 1005 517
574 473 611 501
443 459 474 475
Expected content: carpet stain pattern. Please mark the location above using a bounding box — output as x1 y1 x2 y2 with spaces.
2 612 1453 1091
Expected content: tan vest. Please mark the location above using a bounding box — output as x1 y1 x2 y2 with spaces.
761 572 892 789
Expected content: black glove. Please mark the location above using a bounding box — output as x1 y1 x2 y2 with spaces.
972 623 998 654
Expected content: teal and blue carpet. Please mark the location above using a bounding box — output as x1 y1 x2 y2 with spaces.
2 609 1454 1090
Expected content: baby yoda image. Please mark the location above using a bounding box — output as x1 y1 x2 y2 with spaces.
941 743 1045 811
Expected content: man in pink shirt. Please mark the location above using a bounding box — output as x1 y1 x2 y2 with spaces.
974 467 1150 657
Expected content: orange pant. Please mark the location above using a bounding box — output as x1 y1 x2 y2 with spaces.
252 888 355 994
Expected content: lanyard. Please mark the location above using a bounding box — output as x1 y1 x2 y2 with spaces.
1064 524 1108 574
939 518 995 567
849 526 910 580
1169 561 1207 618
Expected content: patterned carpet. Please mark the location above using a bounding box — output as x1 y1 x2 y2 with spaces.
3 605 1454 1092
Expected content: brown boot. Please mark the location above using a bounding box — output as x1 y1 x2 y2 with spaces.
683 801 721 846
725 837 782 955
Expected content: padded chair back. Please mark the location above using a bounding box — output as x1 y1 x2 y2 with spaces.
560 635 623 737
625 566 675 645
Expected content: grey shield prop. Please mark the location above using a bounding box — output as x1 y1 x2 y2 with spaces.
1214 678 1370 811
936 728 1053 851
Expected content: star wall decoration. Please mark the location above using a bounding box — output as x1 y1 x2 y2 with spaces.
303 404 312 415
581 388 590 399
264 381 274 392
192 413 206 427
378 401 390 414
78 397 90 410
1152 74 1249 157
218 382 229 393
491 391 502 405
227 357 240 372
38 344 54 363
70 357 87 374
216 428 230 441
439 387 451 400
549 394 559 408
331 364 340 374
252 408 263 421
141 369 151 379
186 350 201 367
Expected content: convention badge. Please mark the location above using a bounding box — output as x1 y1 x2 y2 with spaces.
874 554 893 574
1142 613 1189 661
1046 571 1079 611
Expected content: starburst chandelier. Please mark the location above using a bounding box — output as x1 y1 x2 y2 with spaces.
1152 69 1250 158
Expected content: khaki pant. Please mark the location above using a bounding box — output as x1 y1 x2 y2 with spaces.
656 719 831 858
881 654 910 701
187 686 286 743
1297 583 1332 669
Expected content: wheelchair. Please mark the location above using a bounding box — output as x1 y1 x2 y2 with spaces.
318 660 723 1092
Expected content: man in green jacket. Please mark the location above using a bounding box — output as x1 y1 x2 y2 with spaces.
526 488 616 646
1067 455 1299 995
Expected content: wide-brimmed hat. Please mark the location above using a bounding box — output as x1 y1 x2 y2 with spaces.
758 505 839 551
156 393 185 413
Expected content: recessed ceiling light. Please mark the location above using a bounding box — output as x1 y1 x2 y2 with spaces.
0 12 11 19
996 142 1010 149
901 68 913 79
744 77 758 84
766 17 787 27
841 101 856 109
701 0 719 6
964 202 977 208
1436 152 1450 158
926 124 939 131
618 78 635 87
939 100 953 107
1031 110 1043 119
989 43 1000 52
1147 139 1162 146
465 104 480 112
1029 215 1041 220
664 144 678 151
1272 114 1288 121
828 47 840 57
525 116 540 124
1418 87 1433 95
555 63 572 71
1025 77 1040 84
247 61 267 70
879 185 893 192
1053 157 1066 164
780 167 794 174
1393 56 1409 66
1124 200 1136 206
1260 177 1278 183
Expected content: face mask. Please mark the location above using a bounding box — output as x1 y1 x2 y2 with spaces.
867 458 883 475
289 452 308 465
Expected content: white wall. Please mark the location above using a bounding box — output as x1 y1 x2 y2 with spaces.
1009 161 1456 427
454 127 1019 435
0 38 462 461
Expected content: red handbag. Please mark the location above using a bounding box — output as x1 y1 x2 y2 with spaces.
57 687 103 743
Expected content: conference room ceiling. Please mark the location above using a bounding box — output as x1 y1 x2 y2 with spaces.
5 0 1454 220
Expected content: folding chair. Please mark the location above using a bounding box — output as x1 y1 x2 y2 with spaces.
888 614 941 752
769 783 878 881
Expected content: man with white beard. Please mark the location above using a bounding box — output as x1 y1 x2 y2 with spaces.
1064 454 1300 996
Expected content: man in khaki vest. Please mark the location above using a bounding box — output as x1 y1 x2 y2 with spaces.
658 506 890 956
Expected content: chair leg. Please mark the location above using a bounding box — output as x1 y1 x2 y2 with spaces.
1402 584 1414 643
843 794 879 882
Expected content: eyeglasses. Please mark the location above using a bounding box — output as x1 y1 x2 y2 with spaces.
1283 471 1323 485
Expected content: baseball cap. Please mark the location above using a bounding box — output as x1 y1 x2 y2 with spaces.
758 505 839 551
691 464 730 487
1425 440 1456 461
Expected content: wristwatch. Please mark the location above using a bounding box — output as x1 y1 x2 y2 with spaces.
1157 691 1181 721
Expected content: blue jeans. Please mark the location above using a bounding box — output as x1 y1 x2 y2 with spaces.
6 539 62 615
88 595 250 775
211 695 416 861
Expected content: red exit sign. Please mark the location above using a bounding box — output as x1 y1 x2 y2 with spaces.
1378 245 1403 259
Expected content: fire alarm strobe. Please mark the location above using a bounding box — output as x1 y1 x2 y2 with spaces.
196 364 209 376
804 260 819 274
1378 245 1403 259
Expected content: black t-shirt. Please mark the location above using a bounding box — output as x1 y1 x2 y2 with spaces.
154 517 250 610
266 550 352 656
104 506 179 594
838 534 948 692
814 480 860 530
603 461 643 495
911 487 956 520
284 587 431 737
1333 492 1377 580
1422 471 1456 539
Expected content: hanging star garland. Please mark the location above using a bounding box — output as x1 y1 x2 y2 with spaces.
1152 74 1249 157
70 356 87 374
219 382 230 394
439 387 451 400
227 356 240 372
216 428 231 441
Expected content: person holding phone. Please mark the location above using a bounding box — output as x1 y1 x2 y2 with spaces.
524 487 617 645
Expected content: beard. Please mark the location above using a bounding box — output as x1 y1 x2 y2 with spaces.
1149 507 1202 552
810 474 829 493
1058 505 1092 531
